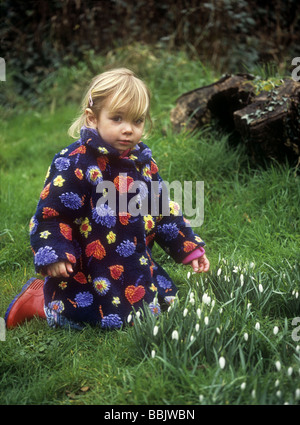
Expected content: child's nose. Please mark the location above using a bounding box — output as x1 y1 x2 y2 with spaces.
122 121 133 134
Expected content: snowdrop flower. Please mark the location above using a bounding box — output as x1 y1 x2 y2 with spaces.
247 303 251 310
275 361 281 372
287 367 293 376
251 389 256 399
240 274 244 286
189 298 195 306
151 350 156 358
172 330 179 341
135 311 141 319
295 388 300 400
127 313 132 323
244 332 249 341
276 390 282 398
195 323 200 332
295 291 299 299
187 271 191 279
219 307 223 314
296 345 300 353
258 284 264 293
196 308 201 319
190 335 195 342
202 293 211 305
274 379 280 388
199 394 204 403
219 356 226 369
249 262 255 269
233 266 239 273
255 322 260 330
216 327 221 334
217 268 222 276
183 308 188 317
153 325 159 336
241 382 246 391
273 326 279 335
204 316 209 325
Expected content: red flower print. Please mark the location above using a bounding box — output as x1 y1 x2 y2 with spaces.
74 168 84 180
119 212 131 225
97 156 109 171
42 207 59 219
69 146 86 156
109 265 124 280
125 285 146 304
66 252 76 264
59 223 72 240
74 272 87 284
183 241 197 252
150 160 158 174
40 183 51 200
113 175 134 193
85 240 106 260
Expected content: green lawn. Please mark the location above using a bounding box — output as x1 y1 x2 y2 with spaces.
0 48 299 405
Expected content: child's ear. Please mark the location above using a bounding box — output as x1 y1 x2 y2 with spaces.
85 108 98 128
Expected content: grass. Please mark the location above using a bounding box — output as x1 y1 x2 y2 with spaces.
0 46 299 405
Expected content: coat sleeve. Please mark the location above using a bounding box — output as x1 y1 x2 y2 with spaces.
29 151 91 273
148 158 206 264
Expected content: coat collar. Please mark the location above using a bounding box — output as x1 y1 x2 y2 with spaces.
80 126 152 165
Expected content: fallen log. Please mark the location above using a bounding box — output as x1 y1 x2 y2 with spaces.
170 74 300 165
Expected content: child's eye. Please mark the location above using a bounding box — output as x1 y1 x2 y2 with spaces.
111 116 122 122
135 118 144 125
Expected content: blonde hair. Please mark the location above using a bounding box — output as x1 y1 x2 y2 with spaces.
68 68 151 139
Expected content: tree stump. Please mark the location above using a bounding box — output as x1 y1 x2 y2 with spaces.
170 74 300 165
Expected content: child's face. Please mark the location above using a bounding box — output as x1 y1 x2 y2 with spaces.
92 103 145 153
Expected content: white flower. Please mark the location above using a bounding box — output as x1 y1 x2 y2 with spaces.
172 330 179 340
190 335 195 342
287 367 293 376
240 274 244 286
202 293 211 305
135 311 141 319
151 350 156 358
295 291 299 299
244 332 249 341
183 308 188 317
127 314 132 323
275 361 281 372
295 388 300 400
204 316 209 325
195 323 200 332
255 322 260 330
249 262 255 268
276 390 282 398
196 308 201 319
233 266 239 273
199 394 204 402
189 298 195 306
217 268 222 276
275 379 280 387
219 356 226 369
273 326 279 335
258 284 264 293
251 389 256 399
153 325 159 336
216 327 221 334
241 382 246 391
247 303 251 310
187 271 191 279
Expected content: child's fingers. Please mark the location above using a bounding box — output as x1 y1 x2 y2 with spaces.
46 261 72 278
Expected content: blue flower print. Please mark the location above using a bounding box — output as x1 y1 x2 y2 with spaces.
156 275 172 290
74 291 94 307
157 223 179 241
86 166 103 185
116 240 136 257
35 246 58 266
54 157 70 171
149 300 161 316
29 215 38 235
59 192 82 209
101 314 123 329
93 277 111 295
92 204 116 228
48 300 65 313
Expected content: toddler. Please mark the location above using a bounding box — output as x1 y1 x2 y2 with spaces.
5 68 209 330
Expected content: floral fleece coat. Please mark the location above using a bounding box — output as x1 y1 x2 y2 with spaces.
30 127 205 329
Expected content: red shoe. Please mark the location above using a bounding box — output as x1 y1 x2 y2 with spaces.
5 278 46 329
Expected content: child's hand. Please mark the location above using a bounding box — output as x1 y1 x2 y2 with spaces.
191 254 210 273
42 261 74 278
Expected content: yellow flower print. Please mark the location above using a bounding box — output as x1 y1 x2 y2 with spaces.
129 154 138 161
79 217 92 238
139 255 148 265
59 281 68 289
106 231 116 244
44 166 50 183
98 147 109 155
169 201 180 216
53 175 65 187
142 165 152 180
40 230 51 239
144 215 155 234
112 297 121 307
150 283 157 292
195 235 203 243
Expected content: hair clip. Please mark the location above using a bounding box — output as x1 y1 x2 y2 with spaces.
88 93 93 107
